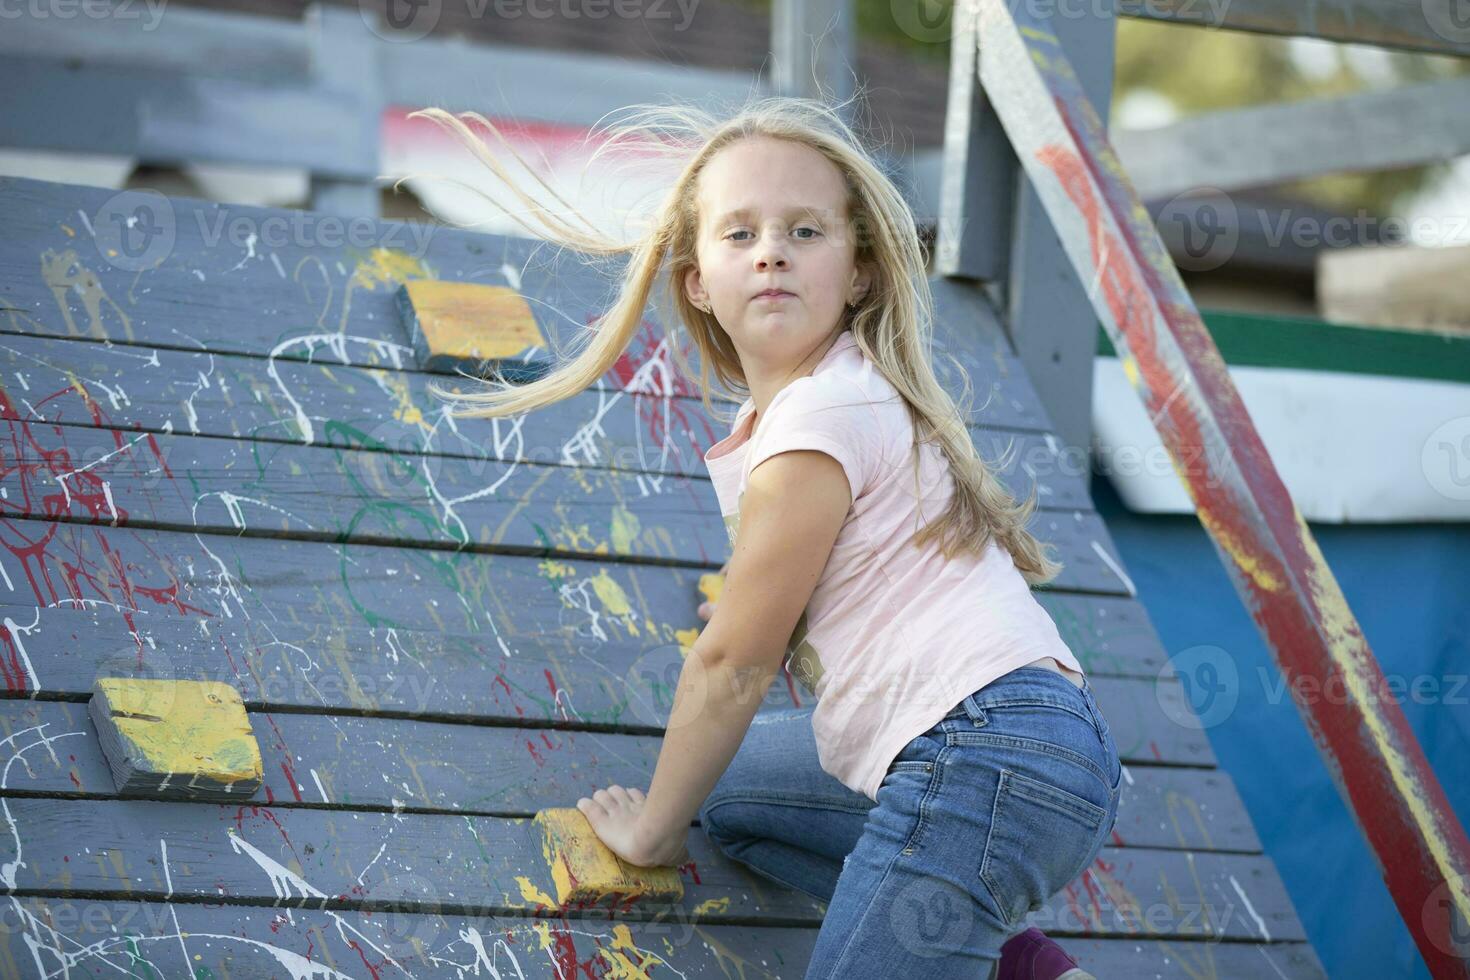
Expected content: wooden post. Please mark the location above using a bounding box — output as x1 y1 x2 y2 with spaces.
772 0 856 113
307 3 382 218
938 0 1115 461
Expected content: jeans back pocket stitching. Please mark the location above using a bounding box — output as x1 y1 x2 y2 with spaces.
978 769 1106 927
1002 767 1108 826
977 775 1011 922
899 749 945 855
947 730 1113 797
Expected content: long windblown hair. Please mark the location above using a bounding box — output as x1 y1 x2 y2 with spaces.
400 95 1061 585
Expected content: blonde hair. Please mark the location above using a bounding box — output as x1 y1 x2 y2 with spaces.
402 95 1062 585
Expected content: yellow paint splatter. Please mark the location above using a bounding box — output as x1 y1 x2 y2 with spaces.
350 248 431 292
698 572 726 606
591 570 633 617
610 505 640 553
1120 353 1140 387
674 627 700 657
513 875 557 909
596 923 664 980
692 925 782 979
693 896 730 915
539 559 576 579
380 372 425 429
1196 504 1281 593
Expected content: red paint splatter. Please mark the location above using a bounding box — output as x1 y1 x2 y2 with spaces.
343 937 385 980
256 712 305 803
545 668 566 721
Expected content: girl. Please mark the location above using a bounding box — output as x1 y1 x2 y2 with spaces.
413 96 1120 979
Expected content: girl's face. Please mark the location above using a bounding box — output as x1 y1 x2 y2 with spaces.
685 136 869 369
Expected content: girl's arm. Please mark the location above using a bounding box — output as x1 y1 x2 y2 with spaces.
583 448 852 867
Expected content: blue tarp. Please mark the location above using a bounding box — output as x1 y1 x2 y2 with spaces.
1091 473 1470 980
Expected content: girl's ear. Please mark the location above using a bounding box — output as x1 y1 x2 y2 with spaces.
851 262 874 305
683 266 707 308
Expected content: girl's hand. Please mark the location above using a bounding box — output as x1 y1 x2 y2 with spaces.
576 785 690 868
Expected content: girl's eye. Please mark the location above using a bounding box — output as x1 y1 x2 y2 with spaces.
726 227 822 241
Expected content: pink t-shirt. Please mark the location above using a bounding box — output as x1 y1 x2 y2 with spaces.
702 330 1085 801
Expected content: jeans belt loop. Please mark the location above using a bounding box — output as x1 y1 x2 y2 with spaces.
964 696 988 729
1082 685 1106 739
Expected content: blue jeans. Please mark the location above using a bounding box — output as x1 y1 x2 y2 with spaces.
697 665 1123 979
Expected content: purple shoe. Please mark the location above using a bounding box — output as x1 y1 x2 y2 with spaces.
996 927 1096 980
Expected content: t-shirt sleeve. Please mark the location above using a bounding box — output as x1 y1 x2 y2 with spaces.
745 376 880 503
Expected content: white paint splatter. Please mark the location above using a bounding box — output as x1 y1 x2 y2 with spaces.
1089 538 1137 597
1229 872 1270 941
310 768 329 803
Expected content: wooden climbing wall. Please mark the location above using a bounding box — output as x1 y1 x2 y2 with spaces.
0 176 1325 977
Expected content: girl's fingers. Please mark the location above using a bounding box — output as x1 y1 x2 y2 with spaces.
628 788 645 801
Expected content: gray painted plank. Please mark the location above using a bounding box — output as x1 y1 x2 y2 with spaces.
7 599 1169 712
0 523 1210 765
0 420 1117 590
1037 591 1171 680
1114 75 1470 200
0 331 1093 512
0 895 1327 978
0 56 376 178
1117 0 1470 57
0 798 1301 940
0 176 1051 432
0 699 1252 852
0 593 1171 757
0 3 310 83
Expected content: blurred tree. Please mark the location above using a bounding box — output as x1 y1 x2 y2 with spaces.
1113 18 1470 216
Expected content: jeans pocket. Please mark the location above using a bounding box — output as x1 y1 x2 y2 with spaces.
978 767 1108 927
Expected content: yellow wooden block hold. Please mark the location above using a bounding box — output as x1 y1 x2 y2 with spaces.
88 678 263 800
533 807 684 909
397 279 548 376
